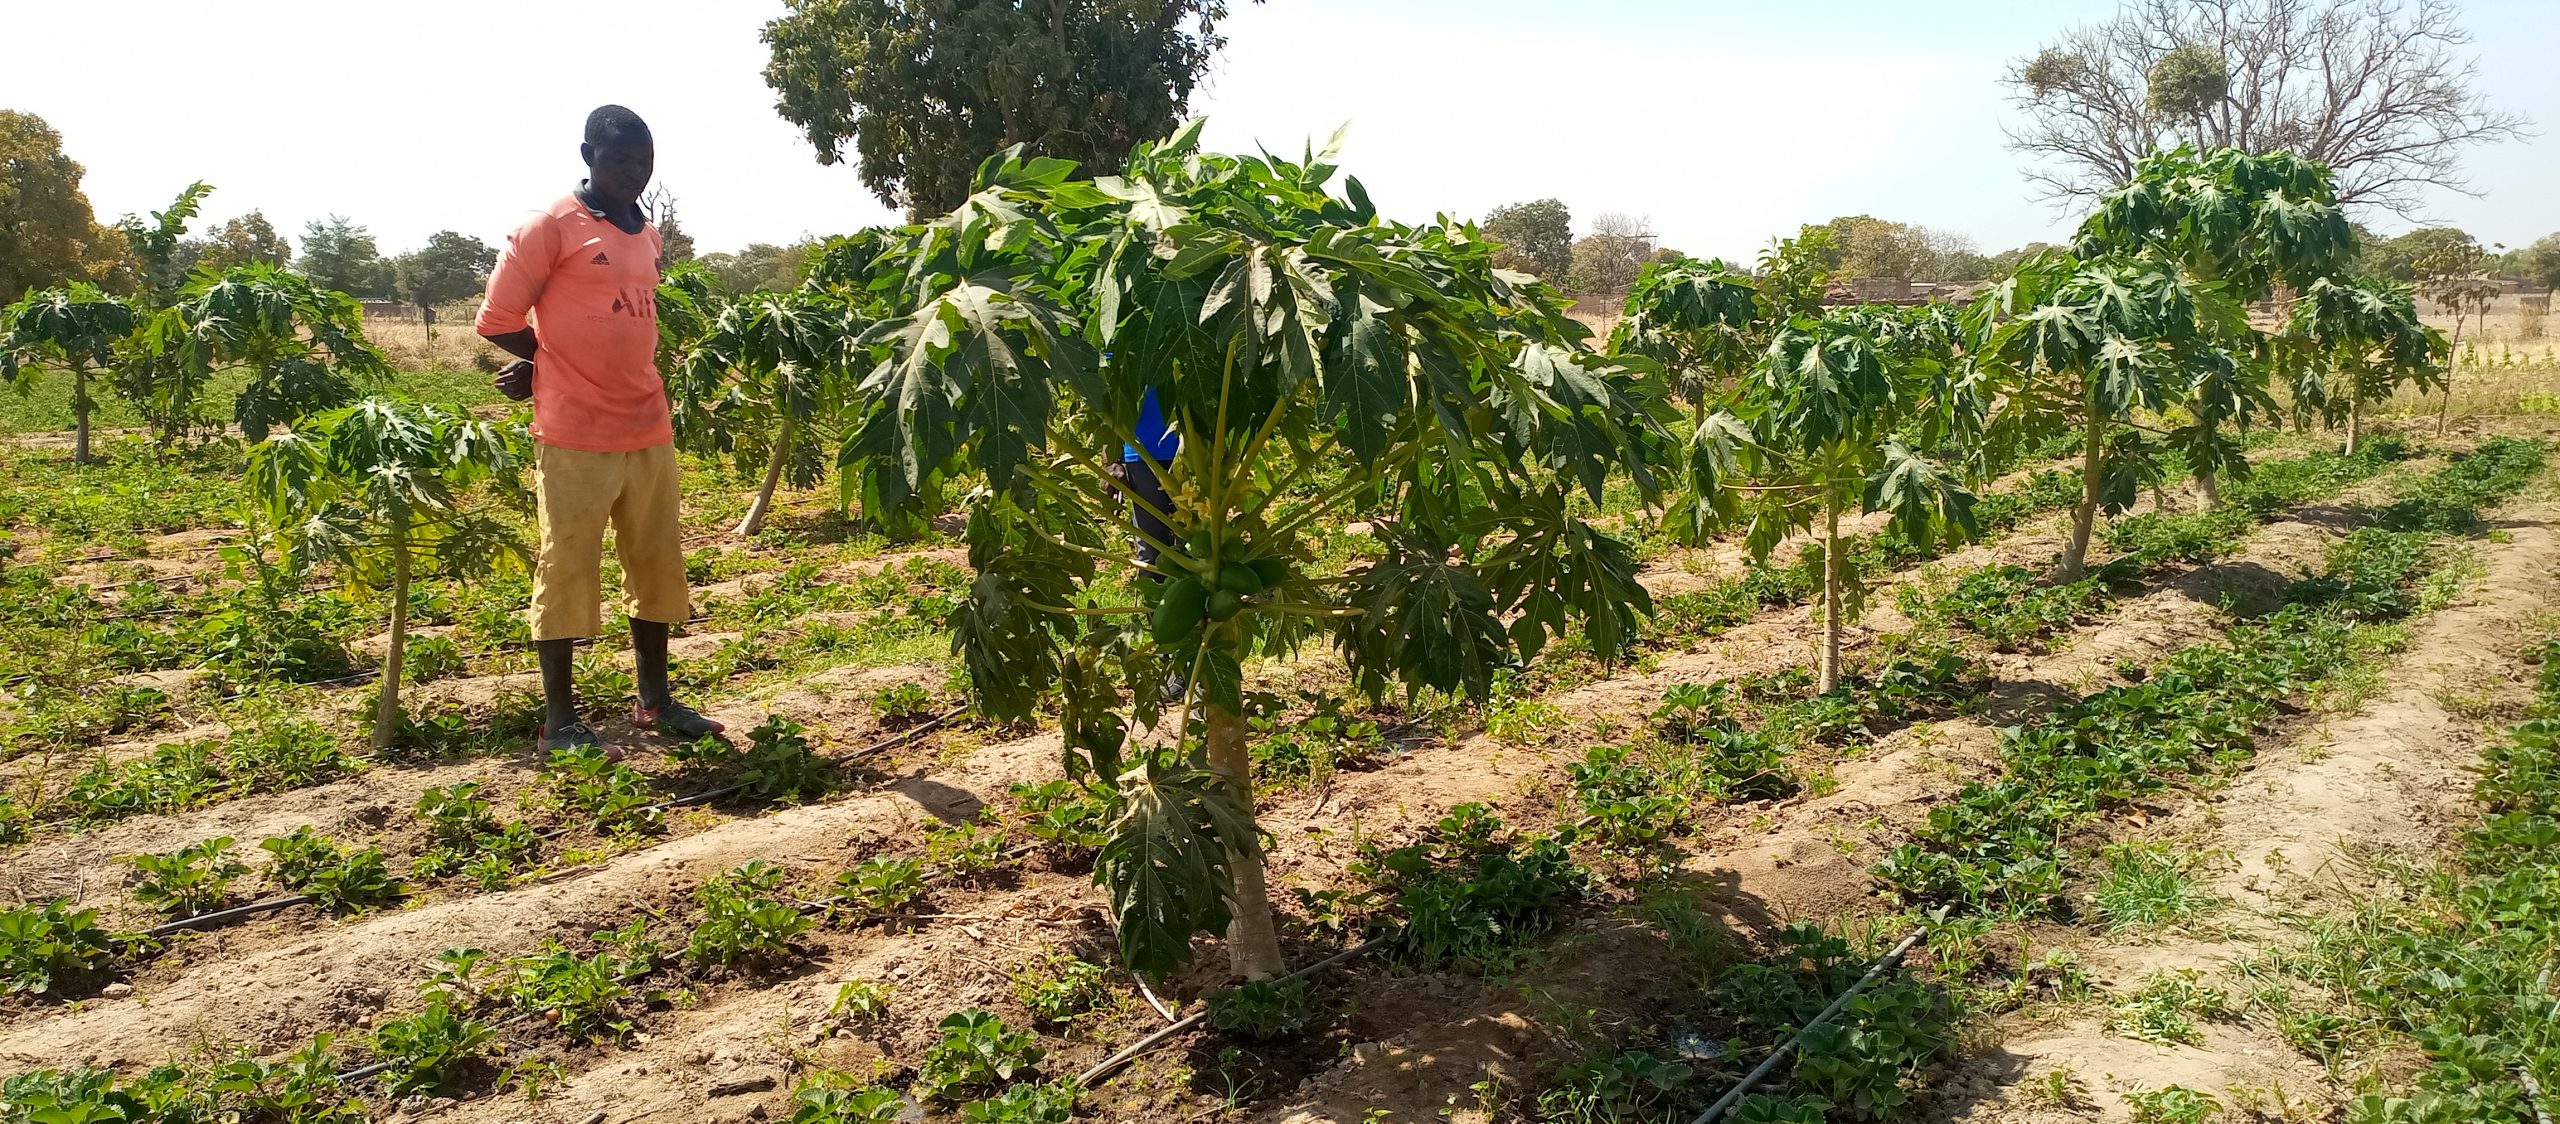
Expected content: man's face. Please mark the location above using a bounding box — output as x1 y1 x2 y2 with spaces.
582 133 655 205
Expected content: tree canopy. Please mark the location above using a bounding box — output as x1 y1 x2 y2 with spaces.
1566 213 1667 297
841 127 1664 978
761 0 1246 216
197 211 292 272
698 240 822 294
1482 198 1574 280
0 111 126 302
392 231 496 317
2004 0 2524 216
298 216 390 298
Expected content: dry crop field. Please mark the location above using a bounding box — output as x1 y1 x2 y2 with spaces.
5 147 2560 1124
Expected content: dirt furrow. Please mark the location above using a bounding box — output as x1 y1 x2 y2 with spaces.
1248 488 2413 1122
1940 506 2560 1124
0 724 1066 1068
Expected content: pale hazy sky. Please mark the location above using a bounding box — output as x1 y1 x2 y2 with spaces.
6 1 2553 263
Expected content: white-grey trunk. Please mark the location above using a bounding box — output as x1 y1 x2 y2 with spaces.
2056 412 2105 582
371 514 411 750
736 416 794 537
1203 703 1284 980
2347 392 2363 458
2196 468 2219 510
2437 315 2467 437
1818 504 1843 695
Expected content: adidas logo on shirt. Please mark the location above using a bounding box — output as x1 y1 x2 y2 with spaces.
591 251 611 265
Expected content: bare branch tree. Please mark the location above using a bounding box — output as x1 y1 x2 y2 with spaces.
2003 0 2530 217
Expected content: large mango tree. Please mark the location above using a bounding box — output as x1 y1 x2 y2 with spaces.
1687 305 1978 692
841 127 1665 980
2063 147 2355 508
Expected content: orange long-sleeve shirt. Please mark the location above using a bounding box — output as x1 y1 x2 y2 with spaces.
474 193 670 453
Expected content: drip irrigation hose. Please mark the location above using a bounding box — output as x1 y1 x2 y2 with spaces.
1687 928 1926 1124
142 893 317 938
1076 935 1394 1090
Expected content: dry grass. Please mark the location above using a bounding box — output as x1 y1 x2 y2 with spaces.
363 315 506 374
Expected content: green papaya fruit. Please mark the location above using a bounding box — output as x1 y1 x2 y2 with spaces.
1151 578 1209 644
1247 556 1288 588
1219 561 1264 595
1206 589 1244 622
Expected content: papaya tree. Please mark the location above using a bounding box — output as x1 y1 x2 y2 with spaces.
2281 277 2445 456
249 398 527 747
1608 256 1762 431
126 264 386 443
675 235 893 537
1 284 136 463
2067 146 2355 507
1687 305 1977 692
841 127 1664 980
1970 252 2240 581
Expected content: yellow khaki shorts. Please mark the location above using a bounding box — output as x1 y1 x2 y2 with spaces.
529 442 690 641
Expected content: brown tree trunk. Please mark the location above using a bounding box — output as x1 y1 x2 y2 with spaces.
1202 702 1284 980
371 514 411 750
736 415 794 537
2195 467 2219 510
1818 503 1842 695
2056 411 2105 582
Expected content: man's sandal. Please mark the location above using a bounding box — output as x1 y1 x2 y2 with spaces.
636 699 726 740
539 720 624 763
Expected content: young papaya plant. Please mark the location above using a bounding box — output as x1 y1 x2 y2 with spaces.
125 264 389 443
248 398 528 747
2281 277 2446 456
1608 256 1763 432
684 287 863 536
1 284 137 464
842 125 1665 980
2063 146 2355 508
1687 305 1977 692
1969 252 2242 581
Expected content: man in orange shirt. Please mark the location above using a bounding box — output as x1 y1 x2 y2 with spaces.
478 104 722 758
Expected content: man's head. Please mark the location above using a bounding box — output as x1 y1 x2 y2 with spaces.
580 105 655 207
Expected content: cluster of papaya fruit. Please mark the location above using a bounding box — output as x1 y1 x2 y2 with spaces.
1150 541 1288 644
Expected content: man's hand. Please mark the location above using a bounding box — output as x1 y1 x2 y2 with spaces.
495 358 535 402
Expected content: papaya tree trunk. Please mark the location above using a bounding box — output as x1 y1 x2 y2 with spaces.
2056 408 2106 582
1202 701 1284 980
2347 391 2363 458
371 513 411 750
2195 467 2219 510
737 414 794 537
1818 501 1842 695
2437 314 2466 437
70 363 92 465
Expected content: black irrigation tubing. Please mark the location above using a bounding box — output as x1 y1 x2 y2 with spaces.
1687 928 1927 1124
1076 935 1396 1089
139 708 972 938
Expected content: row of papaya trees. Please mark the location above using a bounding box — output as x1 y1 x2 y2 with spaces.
2 136 2452 986
639 133 2448 983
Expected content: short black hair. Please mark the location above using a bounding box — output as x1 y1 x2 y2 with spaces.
584 104 651 148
